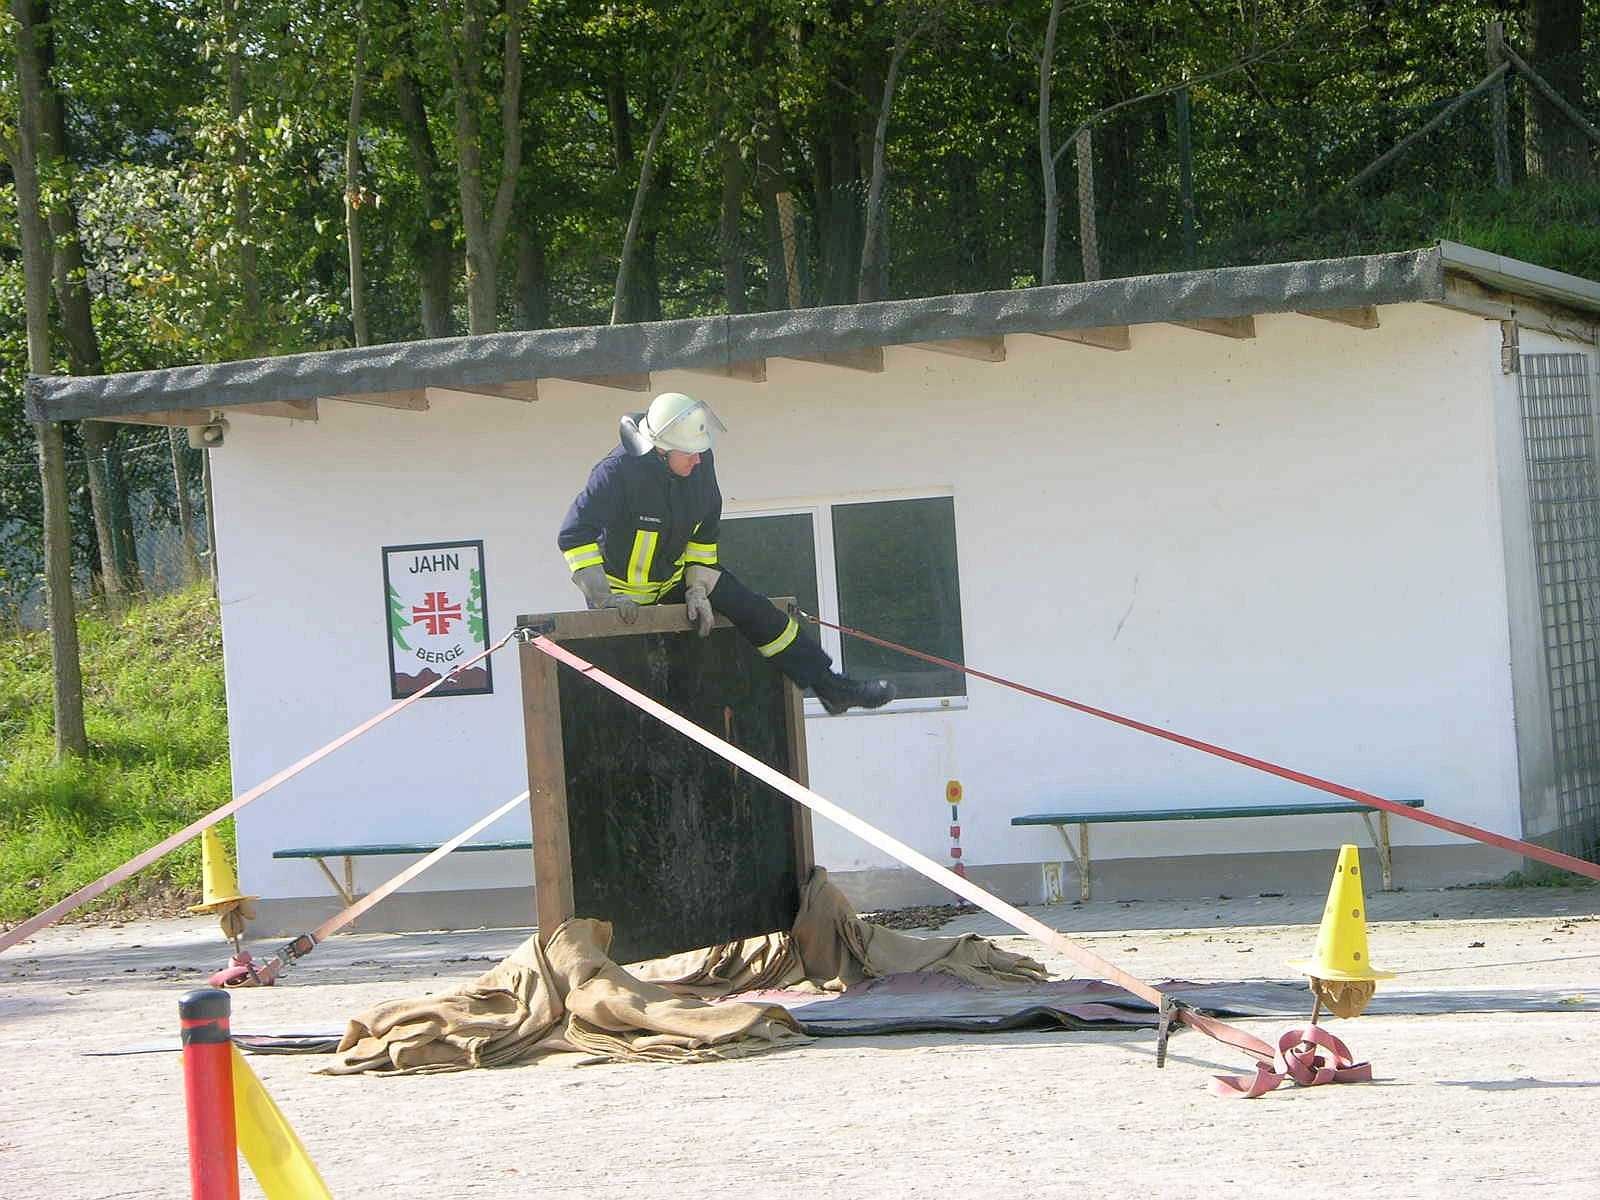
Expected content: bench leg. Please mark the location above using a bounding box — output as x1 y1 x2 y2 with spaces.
1359 812 1395 891
313 856 358 907
1055 823 1091 901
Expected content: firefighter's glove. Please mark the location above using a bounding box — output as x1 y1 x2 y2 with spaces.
572 564 639 624
684 565 720 637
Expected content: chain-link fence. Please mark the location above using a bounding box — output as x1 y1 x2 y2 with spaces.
0 428 212 628
624 45 1597 327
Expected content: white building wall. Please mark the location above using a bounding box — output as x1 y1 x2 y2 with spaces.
214 303 1518 904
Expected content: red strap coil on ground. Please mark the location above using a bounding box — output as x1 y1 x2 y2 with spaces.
1211 1026 1374 1099
797 610 1600 883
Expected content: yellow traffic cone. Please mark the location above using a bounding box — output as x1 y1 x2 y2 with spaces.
1287 844 1392 983
189 827 258 914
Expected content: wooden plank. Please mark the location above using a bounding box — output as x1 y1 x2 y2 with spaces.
685 359 768 383
518 604 731 640
234 399 317 421
115 400 316 423
1169 316 1256 339
1034 325 1131 351
1297 305 1379 330
520 638 574 943
423 380 539 404
323 388 429 410
554 372 652 392
906 336 1006 362
788 346 884 373
102 408 214 427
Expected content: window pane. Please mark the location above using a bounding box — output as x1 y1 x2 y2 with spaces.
832 497 965 699
718 512 820 617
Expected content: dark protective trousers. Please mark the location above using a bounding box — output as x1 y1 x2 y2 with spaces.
654 568 833 690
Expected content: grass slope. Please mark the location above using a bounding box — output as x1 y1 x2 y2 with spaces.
0 585 230 923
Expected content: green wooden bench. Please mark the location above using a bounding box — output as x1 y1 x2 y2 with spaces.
273 840 533 906
1011 799 1424 902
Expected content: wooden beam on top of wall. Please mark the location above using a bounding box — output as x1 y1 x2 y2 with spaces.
102 408 215 427
685 359 768 383
1169 315 1257 340
905 335 1006 362
1296 305 1380 330
108 400 315 426
787 346 885 373
1034 325 1132 351
423 380 540 404
323 388 429 410
553 372 652 392
234 399 318 421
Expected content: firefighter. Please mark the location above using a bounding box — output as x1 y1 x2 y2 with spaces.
558 391 896 715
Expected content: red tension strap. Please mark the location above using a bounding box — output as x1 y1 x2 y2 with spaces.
798 611 1600 884
529 634 1278 1071
0 630 520 955
1212 1026 1374 1099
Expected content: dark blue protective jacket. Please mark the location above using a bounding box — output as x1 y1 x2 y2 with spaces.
558 438 721 602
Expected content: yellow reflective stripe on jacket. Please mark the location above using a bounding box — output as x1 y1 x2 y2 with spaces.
605 564 685 602
562 542 604 572
627 530 659 589
757 617 799 658
683 540 719 566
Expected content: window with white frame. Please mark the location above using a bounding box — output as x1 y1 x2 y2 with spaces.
719 495 966 706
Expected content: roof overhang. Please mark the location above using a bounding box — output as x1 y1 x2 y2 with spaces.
22 243 1598 426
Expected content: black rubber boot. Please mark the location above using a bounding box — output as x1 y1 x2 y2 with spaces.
812 672 897 716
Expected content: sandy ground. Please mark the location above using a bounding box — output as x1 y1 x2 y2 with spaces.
3 886 1599 1199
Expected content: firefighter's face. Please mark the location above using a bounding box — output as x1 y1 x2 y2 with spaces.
664 449 701 477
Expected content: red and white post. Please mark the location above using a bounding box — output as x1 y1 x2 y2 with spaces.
178 988 240 1200
946 780 965 877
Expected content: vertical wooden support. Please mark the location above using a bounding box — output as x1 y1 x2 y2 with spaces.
520 638 574 942
782 679 814 878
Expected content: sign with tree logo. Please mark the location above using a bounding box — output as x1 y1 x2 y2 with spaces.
381 539 492 698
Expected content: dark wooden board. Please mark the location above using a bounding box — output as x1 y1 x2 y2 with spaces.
519 605 809 964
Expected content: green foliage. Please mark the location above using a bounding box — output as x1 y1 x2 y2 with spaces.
0 584 231 922
466 566 486 644
6 0 1600 614
387 581 411 650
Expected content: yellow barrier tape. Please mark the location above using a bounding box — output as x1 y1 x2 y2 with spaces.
231 1045 334 1199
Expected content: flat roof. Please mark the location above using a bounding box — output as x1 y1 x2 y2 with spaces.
24 242 1598 424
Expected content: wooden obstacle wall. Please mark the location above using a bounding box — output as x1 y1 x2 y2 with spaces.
517 604 811 964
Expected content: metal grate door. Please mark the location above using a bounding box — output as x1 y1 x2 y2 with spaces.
1518 352 1600 862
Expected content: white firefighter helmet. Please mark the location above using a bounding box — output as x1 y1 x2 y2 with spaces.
639 392 725 454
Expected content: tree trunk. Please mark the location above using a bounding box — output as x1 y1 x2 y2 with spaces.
1038 0 1061 285
818 105 862 306
33 0 136 600
718 117 747 314
222 0 264 347
393 35 455 337
10 0 88 757
751 13 790 309
168 429 202 584
345 9 370 346
447 0 526 335
1524 0 1590 180
77 422 126 602
515 223 550 329
859 14 930 303
611 66 683 325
